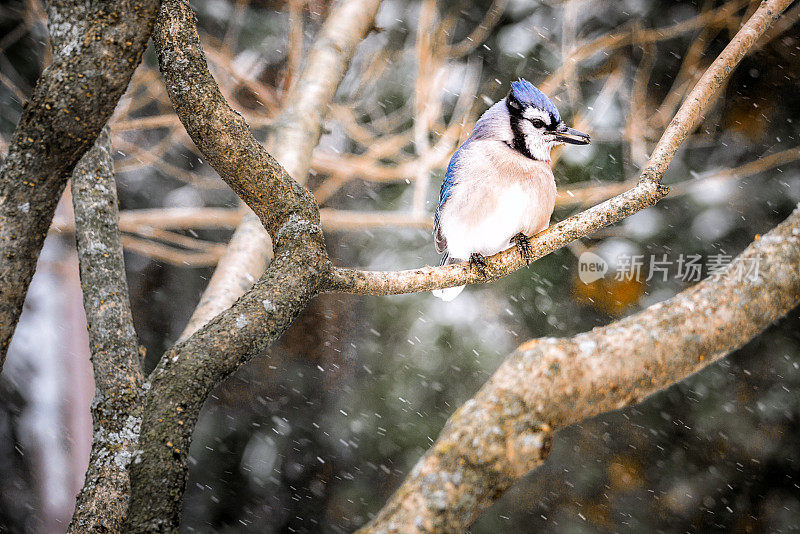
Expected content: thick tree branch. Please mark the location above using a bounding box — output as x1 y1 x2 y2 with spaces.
67 128 143 534
127 4 382 519
180 0 382 339
360 202 800 533
150 5 316 236
128 237 325 533
0 0 160 366
126 0 330 530
324 0 792 297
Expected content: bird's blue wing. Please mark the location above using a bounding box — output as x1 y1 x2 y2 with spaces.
433 145 464 256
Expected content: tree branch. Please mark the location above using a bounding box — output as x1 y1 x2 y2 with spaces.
323 0 792 297
360 201 800 533
442 0 508 58
327 181 667 294
0 0 160 366
179 0 382 340
67 127 143 534
47 141 800 251
126 0 331 529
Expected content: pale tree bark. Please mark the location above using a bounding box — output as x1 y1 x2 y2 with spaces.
67 127 143 533
0 0 160 366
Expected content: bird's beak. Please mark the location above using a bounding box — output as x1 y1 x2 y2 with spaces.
554 125 591 145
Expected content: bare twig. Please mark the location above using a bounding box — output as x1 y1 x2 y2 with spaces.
669 145 800 197
650 10 716 131
121 235 225 266
47 206 420 234
115 207 243 230
539 0 748 95
626 43 657 168
283 0 305 94
411 0 439 216
442 0 508 58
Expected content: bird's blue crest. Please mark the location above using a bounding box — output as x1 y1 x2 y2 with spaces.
509 78 561 123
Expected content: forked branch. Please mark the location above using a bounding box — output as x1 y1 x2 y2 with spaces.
179 0 382 339
126 0 330 529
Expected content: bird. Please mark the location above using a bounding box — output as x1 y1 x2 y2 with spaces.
432 78 590 301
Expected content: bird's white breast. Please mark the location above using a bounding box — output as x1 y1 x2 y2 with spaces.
439 139 556 260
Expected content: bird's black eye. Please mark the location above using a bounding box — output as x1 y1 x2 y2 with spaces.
531 119 545 128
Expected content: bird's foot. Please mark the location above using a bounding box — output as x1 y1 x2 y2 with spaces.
511 233 533 264
469 253 487 277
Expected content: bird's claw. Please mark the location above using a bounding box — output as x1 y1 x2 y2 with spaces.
512 233 533 264
469 253 487 277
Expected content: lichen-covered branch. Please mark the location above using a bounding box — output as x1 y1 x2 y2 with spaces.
179 0 382 340
67 128 143 534
324 0 792 297
0 0 160 366
126 0 329 530
360 201 800 533
128 237 326 533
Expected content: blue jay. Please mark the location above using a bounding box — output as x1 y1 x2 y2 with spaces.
432 78 590 301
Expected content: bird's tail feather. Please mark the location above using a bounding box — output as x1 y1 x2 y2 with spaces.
432 285 465 301
432 254 465 301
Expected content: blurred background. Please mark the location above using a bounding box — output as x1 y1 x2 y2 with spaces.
1 0 800 531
